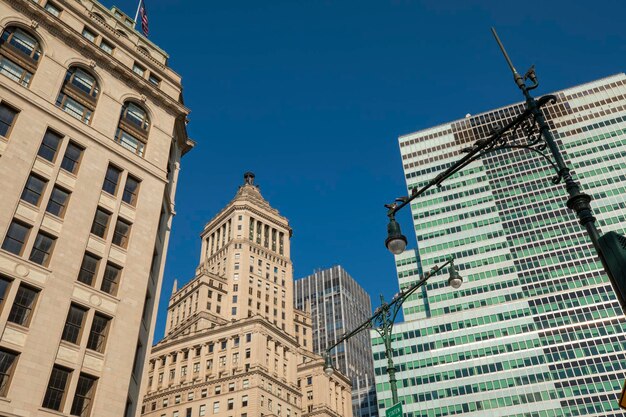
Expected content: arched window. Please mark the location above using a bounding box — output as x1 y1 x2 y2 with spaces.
115 101 150 156
0 26 42 87
56 66 100 124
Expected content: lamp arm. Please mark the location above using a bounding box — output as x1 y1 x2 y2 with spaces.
386 95 555 218
323 257 453 356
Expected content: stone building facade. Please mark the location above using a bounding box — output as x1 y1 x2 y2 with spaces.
141 174 352 417
0 0 192 416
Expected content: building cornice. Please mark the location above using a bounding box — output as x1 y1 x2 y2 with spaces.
201 202 292 239
152 316 300 355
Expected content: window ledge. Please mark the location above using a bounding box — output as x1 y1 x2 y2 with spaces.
58 168 78 179
0 249 52 275
120 201 137 210
17 199 42 212
38 407 67 416
73 280 121 304
4 321 30 335
59 340 80 351
85 348 105 359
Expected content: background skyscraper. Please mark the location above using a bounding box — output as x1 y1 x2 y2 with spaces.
373 74 626 416
295 266 379 417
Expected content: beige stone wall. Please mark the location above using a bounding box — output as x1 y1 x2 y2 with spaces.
0 0 191 416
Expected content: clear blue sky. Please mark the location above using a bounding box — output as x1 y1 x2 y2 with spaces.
107 0 626 341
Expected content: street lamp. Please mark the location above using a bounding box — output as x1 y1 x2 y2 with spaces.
323 257 461 406
385 214 407 255
384 28 626 313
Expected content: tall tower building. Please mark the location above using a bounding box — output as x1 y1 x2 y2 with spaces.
295 266 379 417
0 0 192 416
141 173 353 417
372 74 626 417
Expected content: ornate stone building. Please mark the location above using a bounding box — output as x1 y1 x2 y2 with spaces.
0 0 192 416
141 173 352 417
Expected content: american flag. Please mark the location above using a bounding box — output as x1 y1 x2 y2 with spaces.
139 0 148 37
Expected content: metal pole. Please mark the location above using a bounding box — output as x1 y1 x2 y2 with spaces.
491 28 626 313
379 295 399 405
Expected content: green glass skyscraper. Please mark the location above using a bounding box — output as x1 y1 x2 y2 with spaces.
372 74 626 417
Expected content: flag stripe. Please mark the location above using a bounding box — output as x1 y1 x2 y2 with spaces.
139 0 149 36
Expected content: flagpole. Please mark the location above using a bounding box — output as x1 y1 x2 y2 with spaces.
133 0 141 28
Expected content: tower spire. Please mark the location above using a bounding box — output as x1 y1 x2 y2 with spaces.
243 171 255 186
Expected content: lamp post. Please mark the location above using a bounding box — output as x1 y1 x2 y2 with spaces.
383 28 626 313
323 257 462 406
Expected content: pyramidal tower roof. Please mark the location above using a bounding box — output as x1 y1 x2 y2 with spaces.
229 171 273 211
200 172 291 237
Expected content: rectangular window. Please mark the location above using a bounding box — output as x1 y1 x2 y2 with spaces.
0 277 11 312
70 373 97 417
0 103 18 137
213 402 219 413
37 130 62 162
0 348 18 397
77 253 99 286
112 219 131 248
46 186 70 217
99 40 113 54
87 313 110 353
122 176 140 206
29 232 56 266
2 220 31 256
101 263 121 296
102 165 121 195
0 56 32 87
148 74 160 86
43 366 70 411
90 208 110 238
81 28 96 42
61 304 87 344
20 173 47 206
60 142 83 174
132 63 145 77
227 398 234 410
199 404 206 416
44 2 61 16
7 284 38 327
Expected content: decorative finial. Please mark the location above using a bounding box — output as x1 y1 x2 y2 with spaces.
172 278 178 294
244 172 255 186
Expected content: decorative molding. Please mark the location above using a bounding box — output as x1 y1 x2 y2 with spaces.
4 0 188 117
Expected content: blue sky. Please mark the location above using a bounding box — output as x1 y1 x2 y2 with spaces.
107 0 626 340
